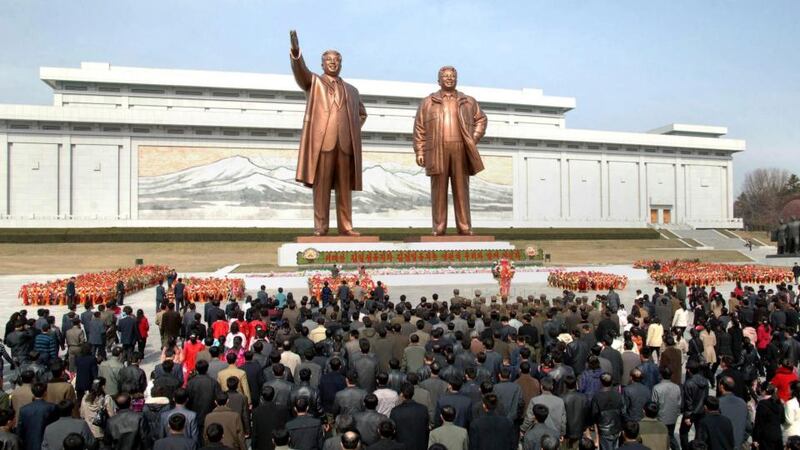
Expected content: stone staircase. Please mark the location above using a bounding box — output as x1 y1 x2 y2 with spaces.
671 229 751 250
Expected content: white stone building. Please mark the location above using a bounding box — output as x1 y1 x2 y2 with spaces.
0 62 743 229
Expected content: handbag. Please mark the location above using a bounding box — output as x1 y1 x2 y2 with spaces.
91 399 109 428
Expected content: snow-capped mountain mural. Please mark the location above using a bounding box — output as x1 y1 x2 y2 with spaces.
138 149 512 220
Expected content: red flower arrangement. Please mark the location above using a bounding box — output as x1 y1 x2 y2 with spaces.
547 270 628 292
307 273 385 300
492 259 516 297
18 265 172 306
181 277 245 303
633 259 792 285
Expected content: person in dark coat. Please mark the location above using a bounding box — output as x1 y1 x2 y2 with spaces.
251 386 291 450
161 304 183 348
17 382 57 450
622 369 651 423
118 306 139 364
285 398 324 450
116 279 125 305
468 393 515 450
42 399 95 449
618 422 650 450
372 282 385 303
753 384 785 450
599 338 623 386
104 392 151 450
319 358 347 413
154 413 197 450
65 277 77 309
199 423 233 450
389 384 430 450
87 312 106 360
186 360 223 428
561 375 590 449
694 397 734 450
435 379 473 428
118 352 148 395
74 344 98 401
174 278 187 312
366 420 405 450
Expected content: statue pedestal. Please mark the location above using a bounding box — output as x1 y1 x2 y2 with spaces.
404 235 495 243
296 236 380 243
278 240 514 266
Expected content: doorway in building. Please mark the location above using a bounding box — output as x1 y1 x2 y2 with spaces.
649 205 673 225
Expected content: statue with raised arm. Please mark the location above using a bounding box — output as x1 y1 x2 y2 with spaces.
413 66 487 236
289 30 367 236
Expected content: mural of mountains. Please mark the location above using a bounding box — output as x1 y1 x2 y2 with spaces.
139 155 512 219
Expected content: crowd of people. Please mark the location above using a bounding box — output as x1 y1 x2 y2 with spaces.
3 275 800 450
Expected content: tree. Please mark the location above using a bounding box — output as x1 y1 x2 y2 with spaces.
734 168 793 230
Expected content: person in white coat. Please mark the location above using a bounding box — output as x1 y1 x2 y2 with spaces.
785 380 800 439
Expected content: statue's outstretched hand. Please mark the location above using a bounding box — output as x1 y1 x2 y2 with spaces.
290 30 300 56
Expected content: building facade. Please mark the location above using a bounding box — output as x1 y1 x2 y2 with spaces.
0 62 744 228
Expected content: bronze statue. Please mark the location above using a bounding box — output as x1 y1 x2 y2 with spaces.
413 66 487 236
289 30 367 236
789 217 800 254
774 219 787 254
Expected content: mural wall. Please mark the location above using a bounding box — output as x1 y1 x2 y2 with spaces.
137 146 513 221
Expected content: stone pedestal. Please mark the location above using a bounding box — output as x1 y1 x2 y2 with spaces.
296 236 380 243
278 240 514 266
404 235 495 243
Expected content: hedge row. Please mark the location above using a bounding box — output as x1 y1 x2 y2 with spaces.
0 227 660 243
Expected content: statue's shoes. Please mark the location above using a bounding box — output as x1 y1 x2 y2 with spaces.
341 230 361 237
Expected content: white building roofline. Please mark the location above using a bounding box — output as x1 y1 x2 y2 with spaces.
648 123 728 137
39 62 577 110
0 104 745 152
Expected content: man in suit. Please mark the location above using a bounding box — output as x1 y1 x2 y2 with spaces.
251 386 290 450
18 382 57 450
412 66 487 236
42 399 95 449
65 319 85 372
468 394 515 450
435 379 472 428
174 278 186 312
87 311 107 360
65 277 77 309
160 388 199 443
154 413 196 450
156 279 166 314
429 405 469 450
203 394 245 450
116 279 125 306
160 303 182 348
217 353 251 404
390 383 430 450
289 29 367 236
118 306 138 364
694 397 735 450
186 360 223 429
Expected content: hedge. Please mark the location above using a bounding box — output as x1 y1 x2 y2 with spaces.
0 227 660 243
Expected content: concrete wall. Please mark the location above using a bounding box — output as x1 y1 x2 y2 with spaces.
0 131 742 228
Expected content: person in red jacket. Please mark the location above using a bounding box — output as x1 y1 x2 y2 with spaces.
136 309 149 356
211 318 229 340
182 332 206 374
757 321 773 351
770 359 798 402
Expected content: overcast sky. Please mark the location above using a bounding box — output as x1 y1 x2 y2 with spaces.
1 0 798 193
